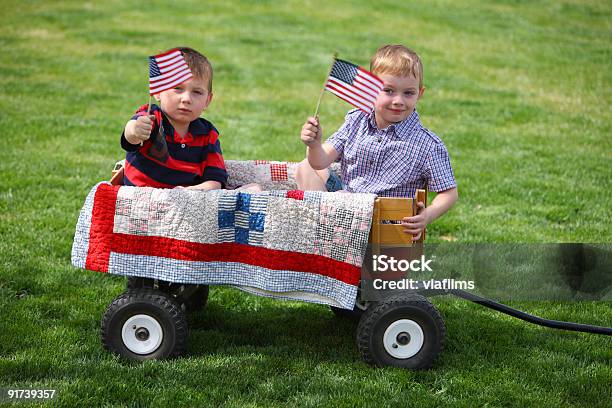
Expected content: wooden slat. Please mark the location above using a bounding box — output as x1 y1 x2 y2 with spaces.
369 197 415 246
416 189 426 206
378 198 413 222
415 189 427 242
110 167 124 186
378 224 413 245
377 197 413 211
378 209 410 221
369 199 381 246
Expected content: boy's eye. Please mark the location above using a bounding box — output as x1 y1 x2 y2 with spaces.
194 90 203 95
383 89 393 95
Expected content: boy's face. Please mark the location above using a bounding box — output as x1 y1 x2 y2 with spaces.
157 76 212 129
374 74 424 129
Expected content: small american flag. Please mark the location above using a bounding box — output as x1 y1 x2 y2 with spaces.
325 59 384 113
149 49 193 95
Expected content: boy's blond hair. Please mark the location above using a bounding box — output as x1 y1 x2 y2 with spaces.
178 47 213 92
370 45 423 88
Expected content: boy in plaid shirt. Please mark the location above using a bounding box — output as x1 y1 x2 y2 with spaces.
297 45 458 241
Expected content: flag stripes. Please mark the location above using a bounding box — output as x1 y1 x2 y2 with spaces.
324 59 384 113
149 49 193 95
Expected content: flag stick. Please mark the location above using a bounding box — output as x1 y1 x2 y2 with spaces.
145 49 152 145
141 96 153 146
146 95 153 115
146 54 152 115
313 54 337 118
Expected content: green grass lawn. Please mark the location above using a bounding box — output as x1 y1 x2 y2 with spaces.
0 0 611 406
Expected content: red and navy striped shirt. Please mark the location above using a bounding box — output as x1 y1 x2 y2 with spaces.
121 104 228 188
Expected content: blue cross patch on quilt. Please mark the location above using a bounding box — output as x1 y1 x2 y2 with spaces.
218 192 267 246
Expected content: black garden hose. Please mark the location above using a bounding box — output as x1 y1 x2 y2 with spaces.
449 289 612 336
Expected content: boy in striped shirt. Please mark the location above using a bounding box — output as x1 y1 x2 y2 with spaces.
121 47 227 190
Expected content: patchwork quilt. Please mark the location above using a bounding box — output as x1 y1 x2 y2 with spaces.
71 180 376 309
225 159 340 190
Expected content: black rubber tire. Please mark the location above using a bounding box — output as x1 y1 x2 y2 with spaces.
127 277 209 313
101 289 188 361
357 294 445 369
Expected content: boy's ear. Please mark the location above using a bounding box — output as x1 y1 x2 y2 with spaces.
204 91 213 108
418 87 426 99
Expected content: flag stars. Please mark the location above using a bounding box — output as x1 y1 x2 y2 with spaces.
324 58 384 114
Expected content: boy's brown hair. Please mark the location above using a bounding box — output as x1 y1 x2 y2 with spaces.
179 47 213 92
370 45 423 88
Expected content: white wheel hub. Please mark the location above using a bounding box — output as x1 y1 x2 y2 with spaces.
383 319 424 359
122 314 163 355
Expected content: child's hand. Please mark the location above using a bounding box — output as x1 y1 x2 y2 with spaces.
300 117 322 147
126 115 155 145
401 202 429 241
133 115 155 141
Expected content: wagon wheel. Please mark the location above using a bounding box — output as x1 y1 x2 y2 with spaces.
127 277 209 313
357 294 445 369
101 289 188 361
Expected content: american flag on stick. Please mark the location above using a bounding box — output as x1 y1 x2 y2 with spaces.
323 58 384 113
149 49 193 95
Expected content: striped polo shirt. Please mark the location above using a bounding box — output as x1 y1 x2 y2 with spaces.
121 104 227 188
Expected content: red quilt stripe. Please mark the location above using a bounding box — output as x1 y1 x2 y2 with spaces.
110 234 360 285
85 184 120 272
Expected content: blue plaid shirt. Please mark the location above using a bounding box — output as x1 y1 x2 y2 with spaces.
326 109 456 197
